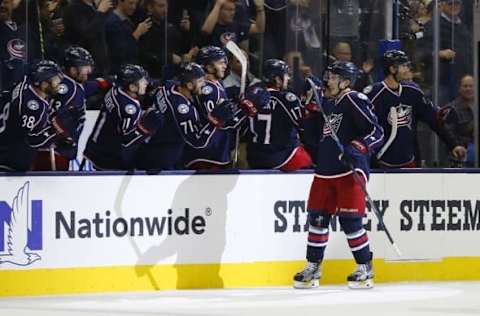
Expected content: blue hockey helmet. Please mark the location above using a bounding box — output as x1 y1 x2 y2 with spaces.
324 61 359 87
178 62 205 85
64 46 95 68
262 59 289 84
116 64 149 87
245 84 271 109
196 46 228 67
382 50 411 74
30 59 63 86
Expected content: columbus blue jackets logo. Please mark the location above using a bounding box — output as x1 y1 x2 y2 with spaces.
124 104 137 115
177 104 190 114
323 113 343 137
390 104 412 129
57 84 69 95
202 86 213 95
27 100 39 111
6 38 25 60
0 182 43 266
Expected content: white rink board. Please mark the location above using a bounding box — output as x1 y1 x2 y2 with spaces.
0 172 479 270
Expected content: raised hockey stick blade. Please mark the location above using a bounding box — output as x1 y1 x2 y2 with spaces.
306 78 402 257
225 41 247 167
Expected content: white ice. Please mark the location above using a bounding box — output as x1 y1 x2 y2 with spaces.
1 282 479 316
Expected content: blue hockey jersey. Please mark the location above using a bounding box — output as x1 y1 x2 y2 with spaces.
136 80 240 170
314 91 384 179
246 88 304 168
84 86 151 170
0 78 58 170
365 81 458 167
183 79 240 167
50 75 87 160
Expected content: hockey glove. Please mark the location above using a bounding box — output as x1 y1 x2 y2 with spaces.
340 140 368 166
138 107 163 136
209 100 235 127
239 98 257 117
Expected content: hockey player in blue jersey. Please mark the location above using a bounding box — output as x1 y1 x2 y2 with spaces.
32 46 96 170
0 60 74 171
293 62 384 290
135 62 255 171
83 64 163 170
364 50 466 168
183 46 236 169
246 59 312 170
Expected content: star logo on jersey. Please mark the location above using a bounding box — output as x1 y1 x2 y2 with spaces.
26 100 39 111
323 113 343 137
124 104 137 115
390 104 412 130
57 84 68 95
177 104 190 115
202 86 213 95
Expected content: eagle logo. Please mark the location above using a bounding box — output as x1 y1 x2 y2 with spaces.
0 182 42 266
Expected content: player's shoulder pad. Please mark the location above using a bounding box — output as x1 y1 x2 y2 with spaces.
21 91 48 115
350 91 371 102
363 82 383 96
276 90 300 105
401 80 425 97
114 88 141 116
57 76 77 98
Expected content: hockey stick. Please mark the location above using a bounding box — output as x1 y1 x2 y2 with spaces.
376 106 398 159
49 146 56 171
225 41 247 168
306 78 402 257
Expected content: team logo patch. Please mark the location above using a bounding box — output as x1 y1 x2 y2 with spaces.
124 104 137 115
357 93 369 101
57 84 68 95
286 92 297 102
323 113 343 136
27 100 39 111
202 85 213 95
177 104 189 114
363 85 373 94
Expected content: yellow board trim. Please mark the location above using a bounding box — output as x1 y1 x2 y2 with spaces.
1 257 480 297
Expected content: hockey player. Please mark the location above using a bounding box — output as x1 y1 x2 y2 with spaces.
0 60 73 171
293 61 384 289
33 46 96 170
183 46 236 169
83 64 163 170
364 50 466 168
135 62 256 171
246 59 312 171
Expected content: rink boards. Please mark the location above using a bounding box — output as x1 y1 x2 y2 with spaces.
0 171 479 296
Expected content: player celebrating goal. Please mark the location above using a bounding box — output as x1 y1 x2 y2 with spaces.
364 50 466 168
293 61 384 290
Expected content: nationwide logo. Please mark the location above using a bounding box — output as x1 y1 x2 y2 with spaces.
0 182 43 266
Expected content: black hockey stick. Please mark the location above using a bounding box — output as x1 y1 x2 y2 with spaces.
306 78 402 256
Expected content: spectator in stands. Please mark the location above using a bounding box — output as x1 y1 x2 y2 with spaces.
224 48 260 102
63 0 112 75
139 0 196 80
105 0 152 74
418 0 473 105
329 0 360 64
332 42 373 91
441 74 475 167
0 0 26 91
201 0 265 48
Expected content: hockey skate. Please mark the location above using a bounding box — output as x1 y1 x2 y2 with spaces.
347 261 374 289
293 262 321 289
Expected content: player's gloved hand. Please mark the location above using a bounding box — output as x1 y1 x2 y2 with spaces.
138 107 163 135
95 77 112 91
243 85 270 116
339 140 368 166
239 98 257 117
209 100 235 127
51 115 70 138
55 136 76 151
